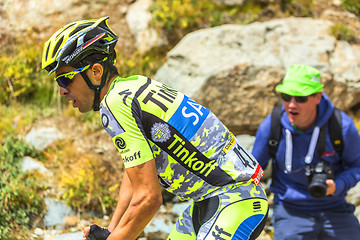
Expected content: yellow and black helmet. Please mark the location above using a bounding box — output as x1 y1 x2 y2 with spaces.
42 16 118 74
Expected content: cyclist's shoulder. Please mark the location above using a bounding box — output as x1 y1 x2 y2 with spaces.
109 75 147 90
105 75 147 102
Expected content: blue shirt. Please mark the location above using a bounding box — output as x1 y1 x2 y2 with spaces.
252 93 360 210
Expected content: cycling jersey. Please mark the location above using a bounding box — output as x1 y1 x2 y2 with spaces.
99 75 264 201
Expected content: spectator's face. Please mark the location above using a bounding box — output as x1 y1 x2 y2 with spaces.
282 92 322 131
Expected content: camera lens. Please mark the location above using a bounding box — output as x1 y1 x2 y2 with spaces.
308 173 328 198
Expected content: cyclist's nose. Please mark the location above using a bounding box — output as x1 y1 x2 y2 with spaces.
60 86 68 96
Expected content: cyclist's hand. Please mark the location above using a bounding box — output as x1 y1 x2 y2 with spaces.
82 226 90 240
83 224 111 240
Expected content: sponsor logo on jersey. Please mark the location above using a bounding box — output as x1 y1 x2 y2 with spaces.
118 89 132 106
151 122 171 143
251 164 264 185
119 149 130 155
115 137 126 149
168 95 210 139
143 113 235 186
212 225 232 240
123 151 141 163
253 201 262 212
167 133 218 178
101 113 109 128
142 83 178 112
223 132 236 154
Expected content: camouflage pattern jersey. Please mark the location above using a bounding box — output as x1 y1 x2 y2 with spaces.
99 75 264 202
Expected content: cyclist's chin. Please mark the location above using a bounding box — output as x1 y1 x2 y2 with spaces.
76 103 92 113
78 106 92 113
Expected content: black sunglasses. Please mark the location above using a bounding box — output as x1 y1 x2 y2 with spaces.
280 93 315 103
54 57 108 88
55 65 90 88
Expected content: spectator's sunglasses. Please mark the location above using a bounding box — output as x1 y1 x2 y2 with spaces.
280 93 316 103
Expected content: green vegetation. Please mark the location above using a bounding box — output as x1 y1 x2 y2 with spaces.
116 47 169 78
44 132 120 215
0 39 55 106
280 0 315 17
342 0 360 16
0 133 46 240
150 0 264 45
57 153 119 214
330 22 356 43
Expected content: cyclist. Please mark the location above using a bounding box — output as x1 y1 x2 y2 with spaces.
42 16 268 240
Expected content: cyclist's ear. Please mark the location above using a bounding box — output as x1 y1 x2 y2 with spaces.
90 63 104 84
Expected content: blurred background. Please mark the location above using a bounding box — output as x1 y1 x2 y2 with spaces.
1 0 360 239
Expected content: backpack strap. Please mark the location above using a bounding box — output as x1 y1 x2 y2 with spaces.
268 104 283 158
316 123 327 157
328 107 344 157
316 107 344 158
268 105 344 159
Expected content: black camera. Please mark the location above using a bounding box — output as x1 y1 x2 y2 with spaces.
305 161 333 198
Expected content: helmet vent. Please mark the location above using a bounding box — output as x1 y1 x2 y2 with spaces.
55 23 76 39
69 23 92 37
53 36 64 58
45 41 51 60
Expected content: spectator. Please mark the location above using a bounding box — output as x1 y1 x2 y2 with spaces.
252 64 360 240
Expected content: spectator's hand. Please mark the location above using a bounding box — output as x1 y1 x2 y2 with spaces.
326 179 336 196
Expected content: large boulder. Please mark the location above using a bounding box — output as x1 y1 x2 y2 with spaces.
154 17 360 135
126 0 168 53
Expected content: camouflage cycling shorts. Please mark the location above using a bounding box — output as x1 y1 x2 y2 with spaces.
167 181 268 240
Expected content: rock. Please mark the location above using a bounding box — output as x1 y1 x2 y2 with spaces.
155 17 360 134
212 0 246 7
126 0 168 53
236 134 256 152
53 231 83 240
22 156 52 175
144 218 174 235
63 216 79 228
25 127 63 150
347 181 360 220
171 201 192 217
33 228 44 236
44 198 75 230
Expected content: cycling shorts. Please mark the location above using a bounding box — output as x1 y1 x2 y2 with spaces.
167 182 268 240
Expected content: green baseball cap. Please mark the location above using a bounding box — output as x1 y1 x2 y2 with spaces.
276 64 324 96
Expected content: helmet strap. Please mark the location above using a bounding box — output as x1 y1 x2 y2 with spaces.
80 61 109 111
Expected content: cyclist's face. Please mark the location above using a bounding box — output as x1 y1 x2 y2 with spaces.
282 92 322 131
55 66 94 113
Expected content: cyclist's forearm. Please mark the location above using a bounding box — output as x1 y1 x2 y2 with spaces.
107 191 162 240
108 171 133 232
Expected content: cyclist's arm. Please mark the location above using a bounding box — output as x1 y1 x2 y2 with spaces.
107 158 163 240
108 169 133 232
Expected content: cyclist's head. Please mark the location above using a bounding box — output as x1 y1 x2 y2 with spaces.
42 16 119 78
